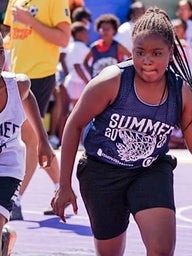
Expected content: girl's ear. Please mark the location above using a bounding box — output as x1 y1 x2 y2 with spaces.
169 54 173 62
169 46 174 62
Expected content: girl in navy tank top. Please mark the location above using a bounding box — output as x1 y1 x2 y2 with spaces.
52 6 192 256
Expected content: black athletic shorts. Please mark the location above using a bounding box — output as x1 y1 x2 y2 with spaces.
0 177 21 220
76 153 177 240
31 74 56 117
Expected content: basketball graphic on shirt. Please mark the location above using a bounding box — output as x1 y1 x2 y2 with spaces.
116 129 156 162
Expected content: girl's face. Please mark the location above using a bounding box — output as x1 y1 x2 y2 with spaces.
173 23 186 39
98 23 116 40
132 33 173 83
0 35 5 74
177 1 192 21
78 29 89 44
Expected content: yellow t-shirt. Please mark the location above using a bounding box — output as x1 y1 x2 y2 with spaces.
4 0 71 78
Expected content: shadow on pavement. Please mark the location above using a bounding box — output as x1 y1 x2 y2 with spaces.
21 216 93 237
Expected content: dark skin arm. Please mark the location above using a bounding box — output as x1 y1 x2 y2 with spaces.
59 52 68 76
51 65 121 222
16 73 54 167
74 64 90 84
83 50 93 75
117 43 132 60
11 6 71 47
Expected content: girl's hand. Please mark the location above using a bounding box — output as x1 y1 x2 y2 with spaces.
51 187 78 222
37 140 55 168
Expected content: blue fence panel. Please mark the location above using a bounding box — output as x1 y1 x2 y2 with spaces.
84 0 132 44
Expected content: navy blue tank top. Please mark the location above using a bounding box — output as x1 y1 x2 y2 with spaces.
91 40 119 77
84 60 183 169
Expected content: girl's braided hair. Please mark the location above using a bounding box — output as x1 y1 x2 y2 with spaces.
132 6 192 88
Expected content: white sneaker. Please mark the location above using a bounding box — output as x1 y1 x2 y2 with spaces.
2 225 17 256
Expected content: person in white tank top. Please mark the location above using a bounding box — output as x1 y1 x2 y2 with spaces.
0 32 54 255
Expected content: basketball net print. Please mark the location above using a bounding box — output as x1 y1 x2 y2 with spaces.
117 129 157 161
97 127 169 168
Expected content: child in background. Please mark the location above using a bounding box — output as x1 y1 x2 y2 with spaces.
71 6 92 29
114 1 145 53
176 0 192 46
172 18 192 73
168 17 192 149
69 0 85 16
84 13 131 78
65 21 91 108
47 47 69 150
0 32 54 253
48 6 93 149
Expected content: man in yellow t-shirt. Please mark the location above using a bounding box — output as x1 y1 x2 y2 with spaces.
4 0 71 220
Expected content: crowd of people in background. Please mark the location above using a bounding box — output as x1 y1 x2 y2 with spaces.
1 0 71 223
0 0 192 255
45 0 192 151
0 0 191 222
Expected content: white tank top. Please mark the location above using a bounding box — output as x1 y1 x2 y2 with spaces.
0 72 26 180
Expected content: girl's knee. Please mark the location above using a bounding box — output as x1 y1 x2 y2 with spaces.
94 231 126 256
146 240 175 256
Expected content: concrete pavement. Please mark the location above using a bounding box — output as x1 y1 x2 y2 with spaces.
8 149 192 256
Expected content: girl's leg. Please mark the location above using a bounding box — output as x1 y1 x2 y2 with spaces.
58 86 70 142
94 231 127 256
0 214 7 256
135 207 176 256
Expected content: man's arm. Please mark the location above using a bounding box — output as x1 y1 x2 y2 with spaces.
11 6 71 47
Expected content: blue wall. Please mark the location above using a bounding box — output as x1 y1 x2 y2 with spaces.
84 0 132 44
